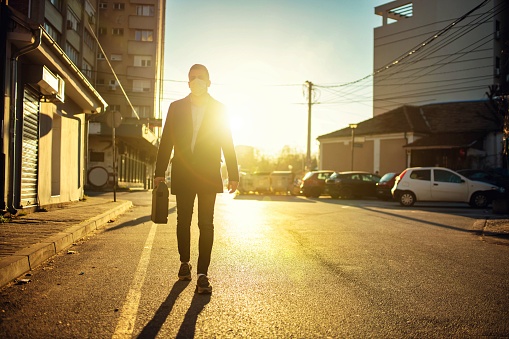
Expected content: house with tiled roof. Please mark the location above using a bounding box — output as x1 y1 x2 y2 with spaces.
317 101 503 174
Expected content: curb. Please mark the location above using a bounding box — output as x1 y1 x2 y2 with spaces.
0 200 133 288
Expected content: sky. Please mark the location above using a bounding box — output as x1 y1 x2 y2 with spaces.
163 1 388 156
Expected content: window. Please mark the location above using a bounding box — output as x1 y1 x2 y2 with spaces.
96 78 105 85
82 61 93 80
85 0 96 24
112 28 124 35
109 104 121 112
90 152 105 162
113 3 125 10
65 43 79 64
49 0 61 9
111 54 123 61
133 55 152 67
136 5 154 16
99 27 107 35
132 80 151 92
133 106 151 118
135 30 153 41
434 170 462 183
99 2 107 9
67 9 80 32
43 22 60 42
109 80 118 90
97 52 105 59
84 30 94 49
409 170 431 181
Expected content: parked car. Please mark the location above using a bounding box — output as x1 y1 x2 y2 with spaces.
391 167 505 208
300 170 335 198
375 172 400 200
270 171 295 195
457 169 509 194
326 171 381 199
238 172 271 194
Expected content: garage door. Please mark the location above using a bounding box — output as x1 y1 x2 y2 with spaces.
20 85 39 207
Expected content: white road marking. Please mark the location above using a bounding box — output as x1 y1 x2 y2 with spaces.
112 222 158 339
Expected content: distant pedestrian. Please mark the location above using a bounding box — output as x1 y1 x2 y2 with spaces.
154 64 239 294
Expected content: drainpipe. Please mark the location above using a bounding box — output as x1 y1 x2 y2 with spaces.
0 3 8 210
7 28 41 213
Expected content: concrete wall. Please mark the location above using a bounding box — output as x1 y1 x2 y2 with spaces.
373 0 500 115
38 102 85 205
320 135 407 174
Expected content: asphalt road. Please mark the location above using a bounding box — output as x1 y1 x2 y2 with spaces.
1 191 508 338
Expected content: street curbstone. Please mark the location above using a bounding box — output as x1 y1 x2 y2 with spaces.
0 256 30 287
0 199 133 289
15 243 56 270
44 232 74 253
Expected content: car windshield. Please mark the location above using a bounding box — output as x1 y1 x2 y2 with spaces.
302 172 314 180
329 173 338 180
379 173 395 182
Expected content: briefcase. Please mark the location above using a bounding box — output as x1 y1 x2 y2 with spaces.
151 182 169 223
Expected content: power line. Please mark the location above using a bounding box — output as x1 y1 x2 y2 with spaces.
86 22 140 119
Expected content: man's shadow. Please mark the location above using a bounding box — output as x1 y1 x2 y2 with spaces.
137 280 189 338
137 281 211 339
175 293 211 338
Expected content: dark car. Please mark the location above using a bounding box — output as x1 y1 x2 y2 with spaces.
326 171 381 199
457 169 509 194
300 170 334 198
375 172 400 200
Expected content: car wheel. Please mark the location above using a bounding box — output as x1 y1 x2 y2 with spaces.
399 191 416 207
470 192 489 208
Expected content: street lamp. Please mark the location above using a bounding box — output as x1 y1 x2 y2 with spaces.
349 124 358 171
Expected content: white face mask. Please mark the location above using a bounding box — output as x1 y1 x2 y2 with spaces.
189 78 208 96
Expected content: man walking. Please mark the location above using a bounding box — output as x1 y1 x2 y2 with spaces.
154 64 239 294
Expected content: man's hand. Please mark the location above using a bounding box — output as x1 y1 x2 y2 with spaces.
228 181 239 194
154 177 165 187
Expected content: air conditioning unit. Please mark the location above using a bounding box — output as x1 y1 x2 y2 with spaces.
55 74 65 103
36 66 65 103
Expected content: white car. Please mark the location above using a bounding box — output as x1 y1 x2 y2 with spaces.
391 167 504 208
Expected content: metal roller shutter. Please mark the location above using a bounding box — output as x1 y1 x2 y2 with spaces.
20 85 39 207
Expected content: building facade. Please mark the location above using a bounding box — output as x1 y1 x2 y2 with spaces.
318 0 508 173
87 0 165 190
318 102 502 174
373 0 507 116
1 0 107 212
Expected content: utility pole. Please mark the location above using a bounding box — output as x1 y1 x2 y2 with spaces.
305 80 313 170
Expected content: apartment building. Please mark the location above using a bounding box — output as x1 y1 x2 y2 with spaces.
0 0 107 212
318 0 508 173
88 0 165 190
373 0 507 116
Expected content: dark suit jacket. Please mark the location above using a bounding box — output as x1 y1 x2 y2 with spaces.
154 95 239 195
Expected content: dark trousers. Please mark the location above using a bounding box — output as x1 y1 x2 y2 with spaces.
175 192 216 275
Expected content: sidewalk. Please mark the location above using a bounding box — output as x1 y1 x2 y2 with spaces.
0 196 132 288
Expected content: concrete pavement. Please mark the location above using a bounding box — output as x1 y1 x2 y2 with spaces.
0 195 132 288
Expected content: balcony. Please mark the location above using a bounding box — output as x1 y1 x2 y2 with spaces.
127 40 154 55
128 15 156 30
127 66 155 79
